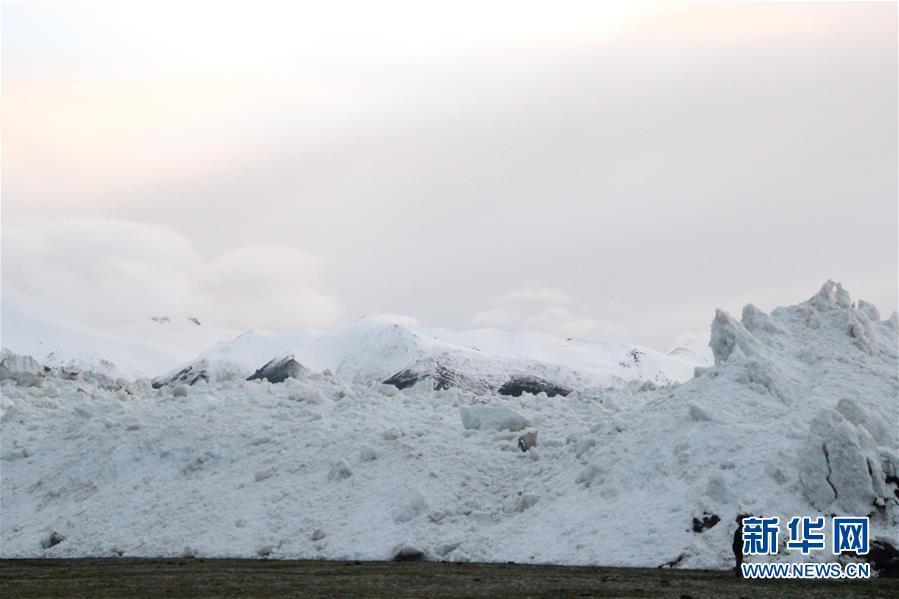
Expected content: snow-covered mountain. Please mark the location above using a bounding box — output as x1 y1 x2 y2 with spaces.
2 294 708 392
1 281 896 571
150 319 710 393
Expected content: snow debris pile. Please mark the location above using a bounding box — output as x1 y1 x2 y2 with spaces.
1 281 896 572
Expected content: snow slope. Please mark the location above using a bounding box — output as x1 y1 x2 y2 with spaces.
1 282 896 570
151 319 708 393
0 300 237 379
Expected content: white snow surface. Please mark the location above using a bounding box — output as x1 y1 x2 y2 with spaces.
1 281 897 568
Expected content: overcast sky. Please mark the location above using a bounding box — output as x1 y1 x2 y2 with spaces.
2 1 896 349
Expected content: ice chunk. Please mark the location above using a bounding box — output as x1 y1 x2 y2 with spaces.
808 280 852 311
1 353 45 375
741 304 784 336
733 358 792 402
459 404 530 432
709 310 758 364
848 314 876 355
857 300 881 321
799 408 888 514
835 398 896 447
0 352 47 387
378 383 400 397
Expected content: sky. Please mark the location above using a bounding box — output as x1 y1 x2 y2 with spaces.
2 1 897 350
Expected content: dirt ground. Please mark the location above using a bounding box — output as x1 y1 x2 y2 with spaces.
1 559 895 598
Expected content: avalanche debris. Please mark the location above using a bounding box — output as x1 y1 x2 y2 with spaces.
1 282 896 571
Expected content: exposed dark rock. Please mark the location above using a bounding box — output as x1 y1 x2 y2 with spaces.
518 431 538 452
691 513 720 533
392 543 426 562
498 376 570 398
187 317 202 326
383 358 491 394
382 368 423 390
384 363 461 391
886 474 899 499
618 348 646 369
659 552 685 569
152 365 208 389
247 355 308 384
42 531 65 550
866 539 899 578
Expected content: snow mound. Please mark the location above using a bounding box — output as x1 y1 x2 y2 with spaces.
1 282 895 570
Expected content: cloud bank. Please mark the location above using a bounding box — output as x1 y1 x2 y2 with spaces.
471 289 613 339
1 218 340 331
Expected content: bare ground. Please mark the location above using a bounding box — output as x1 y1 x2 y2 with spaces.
1 559 895 598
